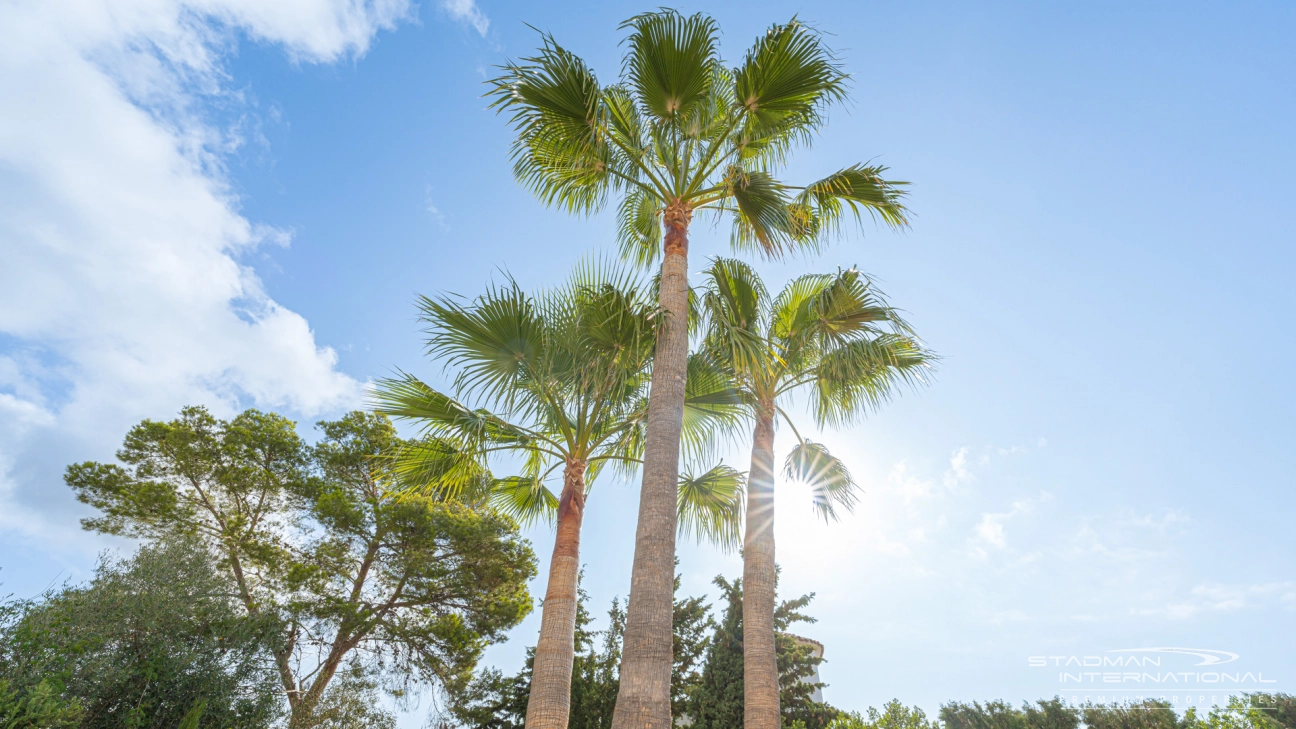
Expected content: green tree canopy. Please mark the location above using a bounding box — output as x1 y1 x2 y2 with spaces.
0 537 281 728
64 407 536 728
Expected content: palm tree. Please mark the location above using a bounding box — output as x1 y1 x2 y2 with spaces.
698 258 934 729
371 264 744 729
486 12 910 726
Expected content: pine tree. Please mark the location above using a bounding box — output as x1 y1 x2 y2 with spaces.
673 573 715 719
689 577 746 729
687 576 836 729
450 572 713 729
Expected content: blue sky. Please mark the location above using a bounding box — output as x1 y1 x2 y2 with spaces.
1 0 1293 722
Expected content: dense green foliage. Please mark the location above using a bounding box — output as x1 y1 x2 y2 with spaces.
830 697 1296 729
448 574 708 729
0 538 281 728
56 407 536 728
686 576 835 729
831 700 940 729
448 571 838 729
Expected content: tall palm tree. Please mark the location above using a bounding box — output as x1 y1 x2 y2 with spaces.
698 258 934 729
487 12 910 726
371 264 744 729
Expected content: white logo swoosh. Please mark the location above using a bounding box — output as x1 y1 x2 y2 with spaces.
1108 648 1239 666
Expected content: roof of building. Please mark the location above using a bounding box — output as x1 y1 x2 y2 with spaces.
779 632 824 656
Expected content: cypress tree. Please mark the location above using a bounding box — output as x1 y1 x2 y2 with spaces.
687 576 836 729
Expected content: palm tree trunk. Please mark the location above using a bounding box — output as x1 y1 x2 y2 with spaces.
612 203 692 729
526 460 588 729
743 409 779 729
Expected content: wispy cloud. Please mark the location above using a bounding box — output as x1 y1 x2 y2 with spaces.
969 493 1052 557
441 0 489 36
425 185 450 231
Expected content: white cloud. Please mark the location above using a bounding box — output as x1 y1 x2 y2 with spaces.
0 0 412 544
942 446 972 488
441 0 489 36
969 493 1051 557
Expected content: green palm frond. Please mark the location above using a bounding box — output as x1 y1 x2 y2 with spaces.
617 188 663 268
809 334 934 427
769 272 833 345
417 281 545 411
370 373 544 450
490 476 560 527
678 464 746 551
700 258 770 375
565 259 657 366
733 19 846 146
783 441 857 522
487 33 613 214
604 85 649 171
794 164 910 235
805 268 906 339
680 353 746 467
620 10 721 122
598 395 648 478
722 167 802 258
387 436 495 503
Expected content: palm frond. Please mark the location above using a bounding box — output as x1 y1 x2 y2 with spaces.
490 476 560 527
807 268 908 338
369 373 539 448
678 464 745 551
782 441 857 522
794 164 910 236
768 272 833 346
487 33 614 213
700 257 770 376
416 282 544 411
619 9 721 122
616 188 664 269
721 167 805 258
387 436 495 503
733 19 846 155
680 352 747 467
810 334 935 427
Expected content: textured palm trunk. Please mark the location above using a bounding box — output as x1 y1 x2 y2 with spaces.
526 460 588 729
611 203 692 729
743 409 780 729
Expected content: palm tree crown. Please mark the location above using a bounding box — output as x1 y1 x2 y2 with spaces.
699 257 934 729
700 258 934 514
488 11 909 264
372 263 746 537
371 264 744 729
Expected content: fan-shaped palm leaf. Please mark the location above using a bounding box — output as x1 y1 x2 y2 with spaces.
678 465 745 551
783 440 857 522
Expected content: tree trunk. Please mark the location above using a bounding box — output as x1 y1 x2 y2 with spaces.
743 410 779 729
525 459 588 729
612 203 692 729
